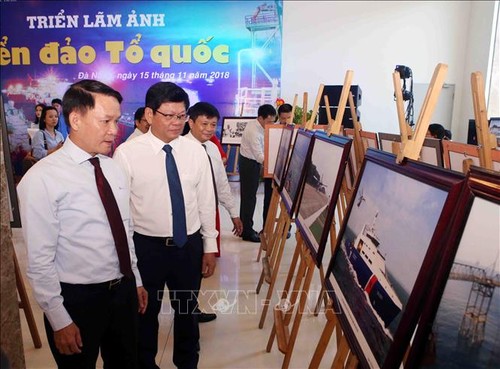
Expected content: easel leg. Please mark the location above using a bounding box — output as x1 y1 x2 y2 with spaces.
14 253 42 348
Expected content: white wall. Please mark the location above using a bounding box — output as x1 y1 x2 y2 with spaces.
281 1 497 142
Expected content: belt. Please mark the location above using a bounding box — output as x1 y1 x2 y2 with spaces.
60 277 123 291
135 233 177 246
135 231 201 247
93 278 123 290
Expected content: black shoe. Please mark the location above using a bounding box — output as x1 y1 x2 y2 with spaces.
198 312 217 323
242 232 261 242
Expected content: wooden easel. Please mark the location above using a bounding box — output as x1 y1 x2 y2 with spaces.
256 84 325 328
309 302 359 369
312 71 354 315
471 71 495 170
396 63 448 163
256 180 282 263
266 234 317 369
308 63 449 369
257 198 293 328
256 93 301 263
14 252 42 348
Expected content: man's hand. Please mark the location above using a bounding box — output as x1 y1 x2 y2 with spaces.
54 322 82 355
231 217 243 237
202 253 216 278
137 286 148 314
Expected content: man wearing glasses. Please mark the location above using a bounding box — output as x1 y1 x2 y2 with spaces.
114 82 217 369
126 107 150 141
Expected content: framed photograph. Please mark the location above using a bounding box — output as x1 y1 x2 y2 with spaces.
404 166 500 369
1 94 22 227
263 124 286 178
442 140 500 173
295 132 352 267
220 116 255 145
344 128 379 189
280 129 314 217
325 149 466 369
378 132 444 167
272 124 295 189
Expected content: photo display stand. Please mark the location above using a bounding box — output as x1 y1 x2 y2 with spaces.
324 148 466 369
442 140 500 174
471 71 497 170
220 116 256 176
264 74 355 369
404 166 500 369
310 63 451 369
257 124 295 264
257 128 315 330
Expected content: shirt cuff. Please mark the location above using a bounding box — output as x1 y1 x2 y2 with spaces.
46 303 73 332
203 237 218 253
132 267 143 287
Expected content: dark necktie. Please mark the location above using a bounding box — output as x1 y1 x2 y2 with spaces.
202 144 218 206
162 145 187 247
88 157 133 279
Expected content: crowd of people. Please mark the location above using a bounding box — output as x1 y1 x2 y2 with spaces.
17 79 292 369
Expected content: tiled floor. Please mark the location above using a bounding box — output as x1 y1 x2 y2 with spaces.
14 182 338 368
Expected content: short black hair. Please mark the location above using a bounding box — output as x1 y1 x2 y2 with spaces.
39 106 58 131
51 98 62 105
62 80 122 125
134 107 146 121
278 103 293 115
187 102 220 122
428 123 447 139
145 82 189 113
258 104 276 119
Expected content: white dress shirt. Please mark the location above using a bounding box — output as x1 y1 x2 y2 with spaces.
185 132 238 218
17 138 142 331
126 127 144 141
240 120 264 164
113 130 218 253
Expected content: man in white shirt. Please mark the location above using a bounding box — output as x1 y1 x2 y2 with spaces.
18 80 147 369
184 102 243 323
239 104 276 242
113 82 217 369
126 107 149 141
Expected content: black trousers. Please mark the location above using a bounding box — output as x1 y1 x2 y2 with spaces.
44 277 138 369
263 178 273 226
134 231 203 369
239 155 261 236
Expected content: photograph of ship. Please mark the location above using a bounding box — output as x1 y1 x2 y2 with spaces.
419 196 499 369
281 129 313 215
273 125 294 188
295 134 350 265
328 159 449 368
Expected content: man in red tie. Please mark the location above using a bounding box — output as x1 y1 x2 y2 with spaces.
17 80 147 369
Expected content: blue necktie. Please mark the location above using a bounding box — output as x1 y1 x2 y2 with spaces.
163 145 187 247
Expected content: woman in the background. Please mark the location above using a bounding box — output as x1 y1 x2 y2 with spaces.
31 103 46 128
32 106 64 160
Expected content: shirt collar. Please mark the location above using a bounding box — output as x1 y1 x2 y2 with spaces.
63 137 106 165
146 129 182 155
185 131 203 145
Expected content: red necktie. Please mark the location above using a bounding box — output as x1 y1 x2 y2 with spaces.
89 157 133 279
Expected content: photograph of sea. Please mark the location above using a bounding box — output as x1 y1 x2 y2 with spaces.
329 160 449 368
296 137 343 252
420 196 499 369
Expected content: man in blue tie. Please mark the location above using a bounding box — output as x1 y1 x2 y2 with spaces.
113 82 217 369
